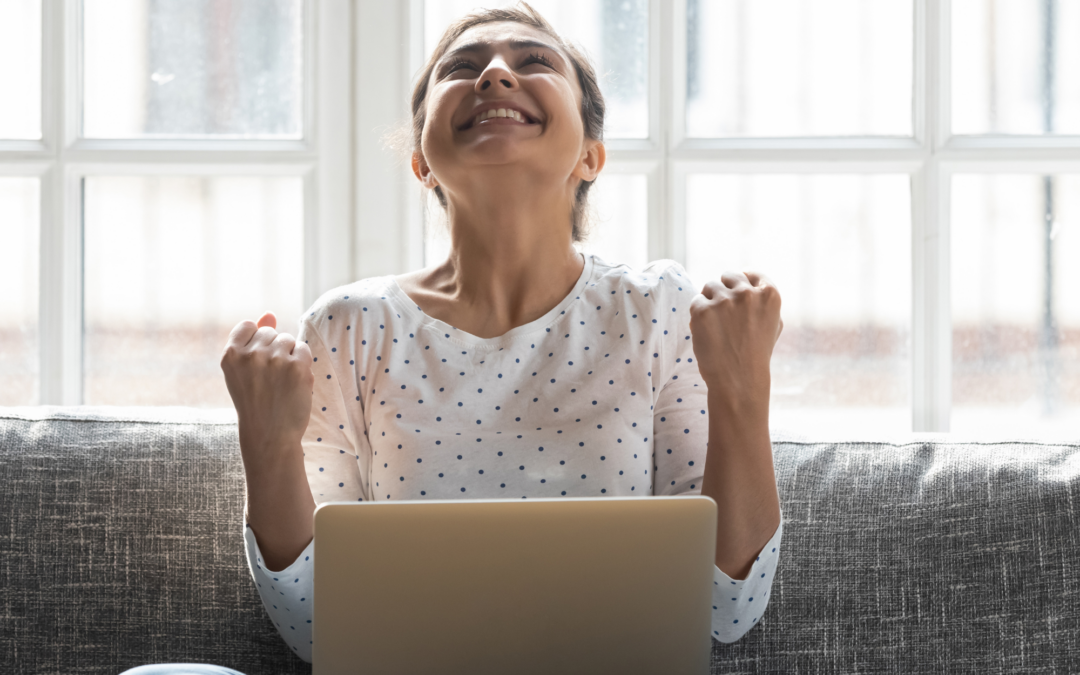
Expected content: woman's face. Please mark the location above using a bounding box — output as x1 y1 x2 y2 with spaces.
415 21 601 197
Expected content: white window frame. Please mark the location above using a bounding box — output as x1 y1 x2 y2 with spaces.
0 0 354 406
9 1 1078 425
365 0 1080 432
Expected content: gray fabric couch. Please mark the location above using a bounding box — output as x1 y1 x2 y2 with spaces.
1 405 1077 674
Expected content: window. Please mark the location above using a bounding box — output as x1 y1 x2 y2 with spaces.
6 1 1076 435
411 0 1080 435
0 0 351 407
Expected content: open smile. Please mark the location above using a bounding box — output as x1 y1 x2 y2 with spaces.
459 106 540 130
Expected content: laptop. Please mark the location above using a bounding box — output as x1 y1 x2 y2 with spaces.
313 495 717 675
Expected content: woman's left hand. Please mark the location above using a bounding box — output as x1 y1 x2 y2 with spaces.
689 271 784 412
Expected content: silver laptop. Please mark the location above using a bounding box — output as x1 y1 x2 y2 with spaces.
313 496 717 675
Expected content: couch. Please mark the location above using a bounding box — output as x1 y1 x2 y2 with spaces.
1 405 1077 674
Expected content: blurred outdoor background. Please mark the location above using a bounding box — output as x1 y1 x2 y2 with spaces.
0 0 1076 436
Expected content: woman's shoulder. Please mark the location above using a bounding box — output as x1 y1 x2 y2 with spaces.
300 275 396 329
589 255 693 298
641 258 692 282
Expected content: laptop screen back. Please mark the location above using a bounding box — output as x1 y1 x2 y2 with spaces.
313 494 717 673
313 496 716 675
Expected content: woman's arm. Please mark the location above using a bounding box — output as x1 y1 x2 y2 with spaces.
651 260 784 642
244 439 317 572
688 270 784 579
222 312 320 572
233 306 369 664
699 394 781 579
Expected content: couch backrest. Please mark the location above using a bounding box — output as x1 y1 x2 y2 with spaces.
1 406 1078 674
0 406 308 674
720 430 1080 673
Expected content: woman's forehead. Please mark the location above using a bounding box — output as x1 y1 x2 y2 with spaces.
446 21 563 57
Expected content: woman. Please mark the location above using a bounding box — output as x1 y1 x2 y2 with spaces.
123 2 783 671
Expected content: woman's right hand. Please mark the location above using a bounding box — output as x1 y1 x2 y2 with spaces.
220 311 315 462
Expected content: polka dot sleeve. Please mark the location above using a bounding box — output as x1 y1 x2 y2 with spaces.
242 527 314 663
241 313 371 664
710 510 783 642
651 260 710 498
298 313 371 504
651 261 784 642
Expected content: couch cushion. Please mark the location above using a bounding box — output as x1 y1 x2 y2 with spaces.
715 428 1080 673
1 406 1078 674
0 406 310 674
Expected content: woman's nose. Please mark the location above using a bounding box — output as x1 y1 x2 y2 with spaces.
476 58 517 92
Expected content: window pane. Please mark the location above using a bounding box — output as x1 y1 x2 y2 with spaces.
83 176 304 407
424 0 648 138
577 174 649 272
82 0 303 139
686 175 912 433
0 178 40 405
0 0 42 139
951 175 1080 435
686 0 913 138
953 0 1080 135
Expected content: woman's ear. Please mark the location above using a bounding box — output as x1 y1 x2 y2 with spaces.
411 152 440 189
574 139 606 182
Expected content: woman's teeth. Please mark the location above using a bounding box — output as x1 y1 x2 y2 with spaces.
471 108 528 127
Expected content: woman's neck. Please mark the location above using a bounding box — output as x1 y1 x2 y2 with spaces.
402 179 586 339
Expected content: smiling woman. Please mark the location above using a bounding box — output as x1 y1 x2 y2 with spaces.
386 2 611 343
406 3 605 248
221 1 783 666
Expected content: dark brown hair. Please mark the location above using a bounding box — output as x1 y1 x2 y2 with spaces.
409 1 605 242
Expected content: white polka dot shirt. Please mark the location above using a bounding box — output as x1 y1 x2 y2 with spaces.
243 254 784 664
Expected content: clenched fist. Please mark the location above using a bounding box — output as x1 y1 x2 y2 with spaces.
220 312 315 461
689 271 784 411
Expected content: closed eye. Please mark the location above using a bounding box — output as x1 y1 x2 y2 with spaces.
443 52 557 78
445 57 476 74
522 52 555 69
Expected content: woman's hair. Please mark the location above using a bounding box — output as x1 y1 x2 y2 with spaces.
403 1 605 243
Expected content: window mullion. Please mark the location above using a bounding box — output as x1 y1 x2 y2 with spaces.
311 0 354 310
38 165 83 407
38 0 80 405
657 0 676 265
911 160 951 432
911 0 952 431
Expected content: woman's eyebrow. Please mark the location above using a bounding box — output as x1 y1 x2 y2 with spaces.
442 38 565 63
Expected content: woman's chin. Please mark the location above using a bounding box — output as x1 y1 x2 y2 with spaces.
439 155 563 191
454 137 538 163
